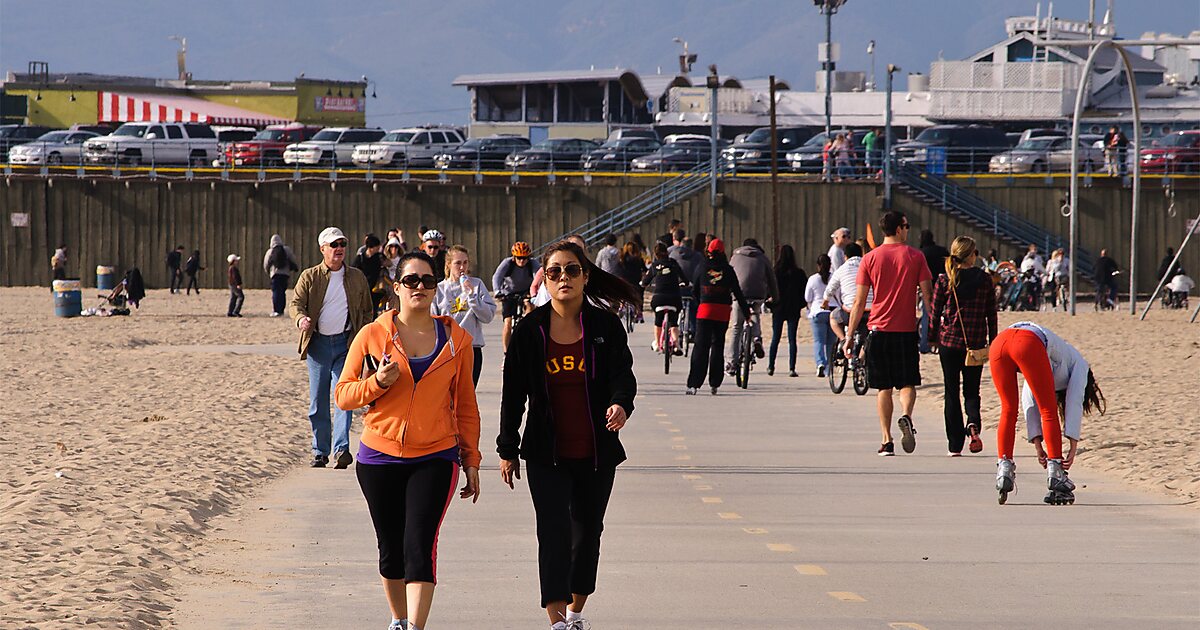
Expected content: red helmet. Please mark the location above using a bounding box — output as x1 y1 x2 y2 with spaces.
511 241 532 257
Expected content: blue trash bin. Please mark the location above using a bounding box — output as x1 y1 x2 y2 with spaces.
96 266 117 291
53 279 83 317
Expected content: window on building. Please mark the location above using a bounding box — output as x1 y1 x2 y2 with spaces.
476 85 523 122
526 84 554 123
557 82 605 123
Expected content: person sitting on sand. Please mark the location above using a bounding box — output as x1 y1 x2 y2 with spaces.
990 321 1106 506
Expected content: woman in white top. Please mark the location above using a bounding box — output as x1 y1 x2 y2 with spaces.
990 321 1106 506
433 245 497 386
804 254 834 377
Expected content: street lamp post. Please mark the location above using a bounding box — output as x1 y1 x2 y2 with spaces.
707 65 720 208
884 64 899 209
816 0 846 182
867 40 876 90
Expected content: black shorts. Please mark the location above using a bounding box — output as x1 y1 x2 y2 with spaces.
654 306 679 328
865 330 921 390
501 295 526 318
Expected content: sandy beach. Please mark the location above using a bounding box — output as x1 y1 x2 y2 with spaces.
0 285 1195 627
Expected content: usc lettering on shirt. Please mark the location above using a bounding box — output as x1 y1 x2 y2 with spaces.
545 352 585 375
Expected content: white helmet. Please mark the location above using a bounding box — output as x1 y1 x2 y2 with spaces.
422 229 445 242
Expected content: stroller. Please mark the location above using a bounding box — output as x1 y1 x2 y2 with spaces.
84 268 145 316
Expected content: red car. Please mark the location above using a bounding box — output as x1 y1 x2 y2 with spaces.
221 123 321 167
1140 130 1200 174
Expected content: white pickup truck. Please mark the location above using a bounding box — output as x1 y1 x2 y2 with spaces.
84 122 220 166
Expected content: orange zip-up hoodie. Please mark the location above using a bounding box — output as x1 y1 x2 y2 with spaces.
335 310 481 469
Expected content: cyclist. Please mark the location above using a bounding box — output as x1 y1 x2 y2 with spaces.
821 242 872 352
641 242 687 355
492 241 540 350
421 229 448 282
687 239 749 395
1093 248 1120 309
726 238 778 375
669 231 702 341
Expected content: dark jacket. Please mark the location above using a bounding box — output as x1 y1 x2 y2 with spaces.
498 302 637 469
1094 256 1120 285
692 254 749 322
641 257 686 305
353 251 386 288
166 250 182 270
773 265 808 319
921 244 951 281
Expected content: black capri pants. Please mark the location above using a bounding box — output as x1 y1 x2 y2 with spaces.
356 458 460 583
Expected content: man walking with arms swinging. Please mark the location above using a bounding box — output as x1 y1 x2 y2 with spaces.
845 211 933 456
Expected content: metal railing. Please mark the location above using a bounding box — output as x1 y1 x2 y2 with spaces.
538 161 720 253
895 163 1096 279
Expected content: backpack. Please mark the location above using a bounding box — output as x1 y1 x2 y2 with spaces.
268 245 289 270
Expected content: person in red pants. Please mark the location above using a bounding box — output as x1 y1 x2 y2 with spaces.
990 321 1106 505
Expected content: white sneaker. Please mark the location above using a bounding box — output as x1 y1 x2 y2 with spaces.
269 312 281 318
651 340 659 352
566 619 591 630
685 387 697 395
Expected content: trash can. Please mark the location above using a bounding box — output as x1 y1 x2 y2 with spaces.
96 266 117 291
53 279 82 317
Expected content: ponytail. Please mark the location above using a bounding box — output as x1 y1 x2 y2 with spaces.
541 240 639 312
946 236 977 289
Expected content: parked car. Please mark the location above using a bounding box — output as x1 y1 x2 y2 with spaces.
989 136 1104 173
283 127 386 167
7 130 97 165
722 126 811 171
1017 128 1067 144
434 135 531 170
214 126 257 144
352 126 465 168
605 128 658 142
1140 130 1200 174
219 123 321 167
581 137 662 171
892 124 1010 173
505 138 599 170
84 122 219 166
0 124 54 161
630 135 720 172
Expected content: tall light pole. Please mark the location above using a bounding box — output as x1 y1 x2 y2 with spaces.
816 0 847 181
707 64 720 208
884 64 899 209
867 39 876 90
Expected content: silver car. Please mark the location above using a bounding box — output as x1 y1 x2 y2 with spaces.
989 136 1104 174
7 130 97 165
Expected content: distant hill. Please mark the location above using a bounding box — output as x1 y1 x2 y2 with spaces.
1 0 1195 128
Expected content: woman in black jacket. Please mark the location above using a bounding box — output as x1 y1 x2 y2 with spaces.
184 250 204 295
498 239 639 630
767 244 807 377
686 238 749 395
641 241 687 354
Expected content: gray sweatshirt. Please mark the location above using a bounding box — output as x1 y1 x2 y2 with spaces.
433 276 497 348
263 234 300 278
729 245 779 302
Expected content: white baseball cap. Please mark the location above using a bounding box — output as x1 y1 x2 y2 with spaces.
227 254 240 263
318 227 346 247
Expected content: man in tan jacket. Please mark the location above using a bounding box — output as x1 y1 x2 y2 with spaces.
290 227 374 469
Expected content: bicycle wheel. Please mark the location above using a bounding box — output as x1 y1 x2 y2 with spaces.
852 349 869 396
737 328 752 389
662 329 672 375
828 340 848 394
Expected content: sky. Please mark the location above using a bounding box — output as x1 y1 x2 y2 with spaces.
1 0 1197 127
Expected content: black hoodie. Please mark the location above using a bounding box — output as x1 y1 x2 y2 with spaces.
498 302 637 469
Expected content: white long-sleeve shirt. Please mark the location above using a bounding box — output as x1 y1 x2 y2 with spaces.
1020 253 1045 276
804 273 829 320
823 256 873 312
1012 322 1088 442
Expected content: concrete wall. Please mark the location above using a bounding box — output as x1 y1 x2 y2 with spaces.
1 176 1195 298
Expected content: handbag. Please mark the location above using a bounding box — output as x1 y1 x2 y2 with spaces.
951 285 990 366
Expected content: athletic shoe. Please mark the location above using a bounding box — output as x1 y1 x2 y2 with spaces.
673 347 683 356
947 451 962 457
711 386 719 396
651 340 659 352
877 441 895 456
789 370 799 377
897 415 917 453
767 367 775 376
685 387 697 395
725 361 736 376
815 366 825 377
333 450 353 469
967 425 984 454
269 312 282 318
753 337 765 359
566 619 591 630
311 455 329 468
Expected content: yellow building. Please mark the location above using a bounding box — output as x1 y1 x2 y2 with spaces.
2 70 368 128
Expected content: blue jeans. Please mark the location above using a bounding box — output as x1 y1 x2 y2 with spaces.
809 311 831 369
918 306 931 353
768 311 799 372
271 274 288 315
306 332 352 457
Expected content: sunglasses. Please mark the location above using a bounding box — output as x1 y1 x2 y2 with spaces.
327 240 348 249
398 273 438 290
514 256 529 261
544 263 584 281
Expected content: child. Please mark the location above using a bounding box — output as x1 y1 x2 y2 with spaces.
227 254 244 317
185 250 204 295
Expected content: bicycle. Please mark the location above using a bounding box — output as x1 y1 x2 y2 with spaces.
620 302 635 333
497 293 529 329
678 296 693 358
828 323 869 395
656 306 679 374
733 302 763 390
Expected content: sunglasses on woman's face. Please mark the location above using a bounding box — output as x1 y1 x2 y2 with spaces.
398 273 438 289
544 263 584 281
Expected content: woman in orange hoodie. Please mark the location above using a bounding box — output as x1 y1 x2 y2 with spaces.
336 251 481 630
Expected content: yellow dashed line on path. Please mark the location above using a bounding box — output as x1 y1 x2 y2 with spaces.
767 543 796 552
681 474 702 480
668 428 682 433
793 564 827 576
658 420 673 426
888 624 930 630
671 445 688 451
654 412 669 417
671 436 686 441
743 527 768 535
717 512 742 520
701 497 723 504
693 484 712 491
674 455 692 461
828 591 866 602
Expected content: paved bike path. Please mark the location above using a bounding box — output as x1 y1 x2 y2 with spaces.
172 321 1199 629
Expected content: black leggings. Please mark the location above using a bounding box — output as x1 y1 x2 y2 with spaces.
938 348 983 453
356 459 459 583
526 459 616 608
687 318 728 389
185 273 199 294
472 347 483 386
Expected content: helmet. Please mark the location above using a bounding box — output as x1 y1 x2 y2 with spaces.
421 229 445 242
511 241 532 257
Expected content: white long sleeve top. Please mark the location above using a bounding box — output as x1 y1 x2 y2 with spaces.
1011 321 1089 442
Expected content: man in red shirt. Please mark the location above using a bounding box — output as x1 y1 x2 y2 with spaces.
845 211 933 456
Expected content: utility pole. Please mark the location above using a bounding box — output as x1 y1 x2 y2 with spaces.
769 75 780 254
884 64 899 209
708 65 720 208
816 0 846 182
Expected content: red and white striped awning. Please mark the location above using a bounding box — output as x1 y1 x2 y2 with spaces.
97 91 291 127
